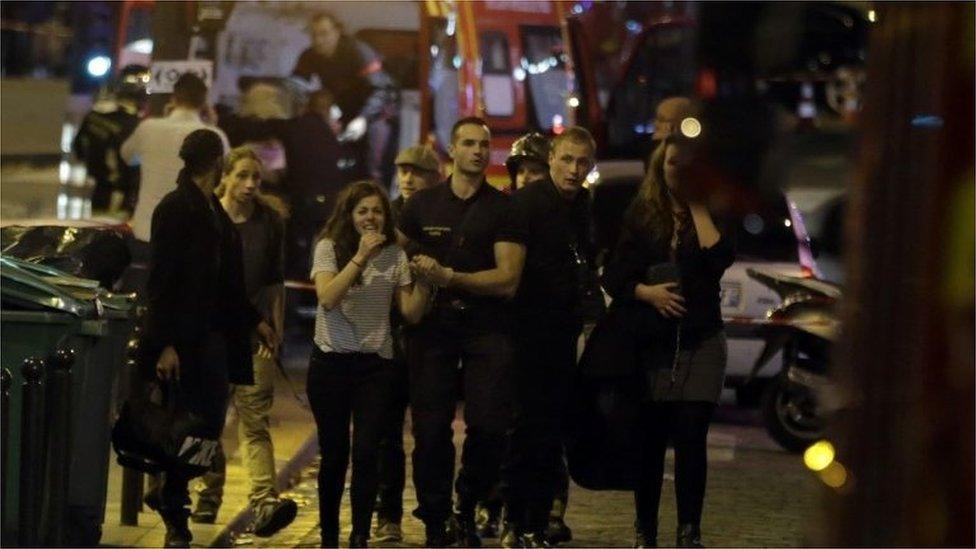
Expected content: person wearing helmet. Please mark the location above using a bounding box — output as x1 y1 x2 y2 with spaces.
505 132 550 191
72 64 148 213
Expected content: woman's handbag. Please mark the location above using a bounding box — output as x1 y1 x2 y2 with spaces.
111 379 219 478
564 370 643 490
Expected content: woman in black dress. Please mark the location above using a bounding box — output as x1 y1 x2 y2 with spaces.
603 134 735 548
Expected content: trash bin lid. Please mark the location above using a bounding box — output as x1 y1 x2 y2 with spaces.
1 254 135 316
1 255 96 316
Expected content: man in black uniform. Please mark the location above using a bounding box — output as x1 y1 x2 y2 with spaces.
398 118 526 547
506 126 599 547
292 11 399 188
374 145 440 543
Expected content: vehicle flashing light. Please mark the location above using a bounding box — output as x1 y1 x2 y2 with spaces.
87 56 112 78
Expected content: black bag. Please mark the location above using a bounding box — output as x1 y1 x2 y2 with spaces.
111 380 219 478
565 371 643 491
567 262 680 490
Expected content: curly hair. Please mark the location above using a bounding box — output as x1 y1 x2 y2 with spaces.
317 180 396 273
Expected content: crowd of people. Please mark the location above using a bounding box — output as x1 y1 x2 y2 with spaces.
73 12 735 549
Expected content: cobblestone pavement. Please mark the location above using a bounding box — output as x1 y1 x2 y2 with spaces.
237 407 821 548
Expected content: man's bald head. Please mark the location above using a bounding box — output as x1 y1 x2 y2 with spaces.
653 96 695 140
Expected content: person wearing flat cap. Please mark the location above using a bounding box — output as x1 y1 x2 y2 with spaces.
372 143 440 543
391 145 441 218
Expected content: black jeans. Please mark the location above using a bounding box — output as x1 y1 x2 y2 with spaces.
158 333 231 516
634 401 715 531
375 334 409 524
505 322 579 534
407 314 515 528
307 349 396 542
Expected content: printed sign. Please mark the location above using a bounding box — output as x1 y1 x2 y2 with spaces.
148 60 214 94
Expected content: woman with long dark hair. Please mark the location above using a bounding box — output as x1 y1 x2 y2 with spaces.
306 180 430 548
603 135 735 548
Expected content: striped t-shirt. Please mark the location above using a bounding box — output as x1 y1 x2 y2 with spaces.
311 239 412 359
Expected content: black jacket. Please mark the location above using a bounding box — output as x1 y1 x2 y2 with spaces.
580 216 735 378
292 37 398 122
602 221 735 336
512 178 596 328
143 177 262 385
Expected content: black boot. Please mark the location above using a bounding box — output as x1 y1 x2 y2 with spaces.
676 524 703 548
546 498 572 544
425 521 451 547
349 532 369 548
449 511 482 548
633 520 657 548
161 510 192 548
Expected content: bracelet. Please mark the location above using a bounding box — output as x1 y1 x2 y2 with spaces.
350 259 364 269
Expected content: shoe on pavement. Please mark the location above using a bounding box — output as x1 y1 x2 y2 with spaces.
373 518 403 543
162 512 192 548
349 532 369 548
546 516 573 545
424 523 451 547
448 512 482 548
253 498 298 537
519 532 552 548
475 503 501 538
190 498 220 524
634 520 658 548
676 523 703 548
500 521 521 548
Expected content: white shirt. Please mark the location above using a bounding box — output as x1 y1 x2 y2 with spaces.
311 239 412 359
121 108 229 241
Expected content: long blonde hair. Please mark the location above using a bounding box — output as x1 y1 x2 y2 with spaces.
216 146 290 219
620 138 678 254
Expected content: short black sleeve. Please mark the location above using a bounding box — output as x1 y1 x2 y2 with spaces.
494 194 527 246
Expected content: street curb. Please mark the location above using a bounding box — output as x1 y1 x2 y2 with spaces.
210 431 319 547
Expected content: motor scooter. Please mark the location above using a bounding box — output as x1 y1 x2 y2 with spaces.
742 267 842 452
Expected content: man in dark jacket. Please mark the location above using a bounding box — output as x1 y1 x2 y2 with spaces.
72 77 145 212
506 126 599 547
143 129 276 548
292 11 399 188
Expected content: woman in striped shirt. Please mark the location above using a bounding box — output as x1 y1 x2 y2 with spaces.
307 180 430 548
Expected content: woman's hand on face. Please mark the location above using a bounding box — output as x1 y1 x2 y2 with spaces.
354 232 386 264
636 282 687 318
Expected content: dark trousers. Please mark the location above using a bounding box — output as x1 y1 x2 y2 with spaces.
407 316 514 527
306 349 395 542
157 333 231 516
505 323 579 534
375 355 409 523
634 401 715 531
